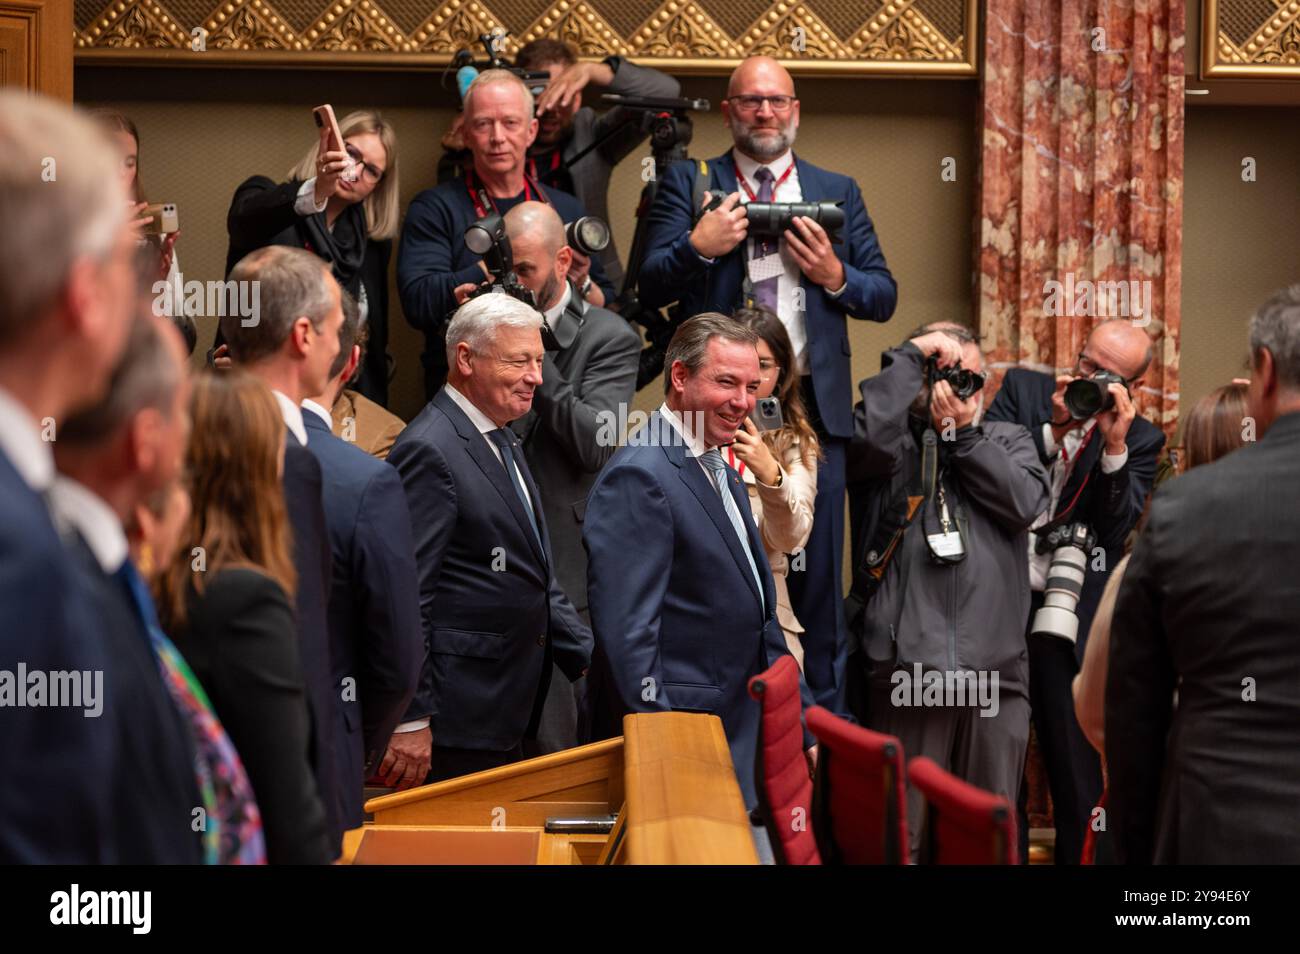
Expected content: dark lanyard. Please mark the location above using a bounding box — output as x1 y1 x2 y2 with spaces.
464 170 549 219
735 161 795 202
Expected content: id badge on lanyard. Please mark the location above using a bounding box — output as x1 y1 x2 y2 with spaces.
926 483 966 561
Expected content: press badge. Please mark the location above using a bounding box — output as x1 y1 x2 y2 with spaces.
747 253 784 284
927 492 965 559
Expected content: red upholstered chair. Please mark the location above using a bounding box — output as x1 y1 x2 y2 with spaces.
747 655 820 865
908 757 1018 865
804 706 908 864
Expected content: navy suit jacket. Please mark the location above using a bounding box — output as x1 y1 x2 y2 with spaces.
0 454 117 862
582 411 814 809
303 412 421 829
388 388 593 752
984 367 1166 659
282 435 340 849
639 152 897 438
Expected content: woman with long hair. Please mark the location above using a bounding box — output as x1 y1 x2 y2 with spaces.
729 306 823 669
220 110 399 405
158 370 331 864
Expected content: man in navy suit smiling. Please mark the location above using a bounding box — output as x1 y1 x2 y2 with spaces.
639 56 897 716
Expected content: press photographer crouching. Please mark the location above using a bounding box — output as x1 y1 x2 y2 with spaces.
484 200 640 752
846 322 1050 862
982 317 1165 865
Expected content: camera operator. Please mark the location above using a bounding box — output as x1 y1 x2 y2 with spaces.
489 201 640 751
639 55 897 714
399 70 615 401
982 316 1165 865
846 323 1049 862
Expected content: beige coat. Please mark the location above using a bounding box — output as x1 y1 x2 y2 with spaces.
331 388 406 461
733 439 817 670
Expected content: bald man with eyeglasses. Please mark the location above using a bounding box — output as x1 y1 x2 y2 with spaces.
640 55 898 716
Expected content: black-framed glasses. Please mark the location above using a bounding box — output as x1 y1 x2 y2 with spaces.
725 95 796 114
345 143 385 183
1076 351 1138 383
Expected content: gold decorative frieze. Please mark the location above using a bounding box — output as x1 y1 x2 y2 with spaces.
1203 0 1300 77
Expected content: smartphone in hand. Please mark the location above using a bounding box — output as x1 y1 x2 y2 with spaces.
312 104 358 183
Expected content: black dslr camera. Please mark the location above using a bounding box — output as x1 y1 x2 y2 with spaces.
463 214 536 311
698 194 846 243
1031 522 1098 645
1064 370 1127 420
925 355 987 401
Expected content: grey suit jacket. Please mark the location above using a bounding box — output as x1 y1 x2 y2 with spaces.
512 286 641 615
559 58 680 289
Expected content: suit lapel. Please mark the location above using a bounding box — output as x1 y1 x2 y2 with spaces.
433 389 547 567
657 413 764 611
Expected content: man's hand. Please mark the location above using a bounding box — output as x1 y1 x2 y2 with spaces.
785 216 844 291
1096 382 1136 455
440 112 466 151
535 61 613 117
1048 374 1077 442
930 379 979 433
378 727 432 790
210 343 233 371
453 282 480 306
689 191 748 259
909 331 963 368
566 250 606 307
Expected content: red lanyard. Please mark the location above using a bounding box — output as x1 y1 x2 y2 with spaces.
465 170 548 219
527 150 562 185
726 446 747 478
735 161 795 202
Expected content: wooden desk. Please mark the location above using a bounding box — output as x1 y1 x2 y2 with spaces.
350 712 757 865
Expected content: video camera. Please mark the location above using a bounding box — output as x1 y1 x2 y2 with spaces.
452 32 551 104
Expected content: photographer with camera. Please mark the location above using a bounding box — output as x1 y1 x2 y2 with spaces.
845 323 1049 861
639 55 897 714
491 200 639 752
399 70 615 401
982 317 1165 864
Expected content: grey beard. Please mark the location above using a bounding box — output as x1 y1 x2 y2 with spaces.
537 271 563 312
737 126 795 161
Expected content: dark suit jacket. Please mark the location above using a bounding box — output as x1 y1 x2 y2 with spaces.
65 543 203 864
638 152 898 439
983 367 1166 659
388 388 593 751
512 289 641 615
396 180 615 398
171 568 332 865
303 411 421 829
583 411 814 809
0 454 117 862
1107 411 1300 863
282 434 340 851
221 175 393 406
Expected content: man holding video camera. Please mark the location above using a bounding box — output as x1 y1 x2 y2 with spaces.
983 317 1165 864
639 55 897 714
846 323 1049 861
497 200 640 751
399 70 615 400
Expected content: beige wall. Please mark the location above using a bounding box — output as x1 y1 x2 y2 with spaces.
76 67 976 423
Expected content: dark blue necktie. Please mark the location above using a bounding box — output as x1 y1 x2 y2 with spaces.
488 428 542 549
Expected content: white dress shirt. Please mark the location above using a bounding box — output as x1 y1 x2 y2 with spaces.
49 476 128 575
445 384 537 515
658 401 713 471
0 386 54 495
273 389 309 446
1027 420 1130 591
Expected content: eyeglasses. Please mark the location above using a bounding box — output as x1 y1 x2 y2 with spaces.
1076 351 1137 383
725 95 796 114
345 143 384 183
758 358 782 384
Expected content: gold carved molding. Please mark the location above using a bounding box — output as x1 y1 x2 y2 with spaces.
73 0 979 76
1203 0 1300 78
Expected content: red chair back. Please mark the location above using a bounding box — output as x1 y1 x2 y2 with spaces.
804 706 907 864
908 757 1017 864
747 656 820 865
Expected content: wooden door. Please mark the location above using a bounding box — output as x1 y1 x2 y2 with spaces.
0 0 72 99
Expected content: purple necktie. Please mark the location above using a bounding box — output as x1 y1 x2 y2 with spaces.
749 166 779 311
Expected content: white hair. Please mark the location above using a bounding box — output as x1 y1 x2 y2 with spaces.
0 91 127 341
445 293 542 368
463 69 536 121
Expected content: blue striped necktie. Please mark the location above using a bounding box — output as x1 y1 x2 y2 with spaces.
699 448 765 610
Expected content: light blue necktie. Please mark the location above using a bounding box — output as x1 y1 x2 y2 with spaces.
699 448 765 611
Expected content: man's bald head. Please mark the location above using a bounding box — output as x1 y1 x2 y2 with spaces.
727 56 795 97
505 201 566 258
1084 319 1154 382
504 201 571 311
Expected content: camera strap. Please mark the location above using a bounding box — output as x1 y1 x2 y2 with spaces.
734 160 795 203
464 170 550 219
